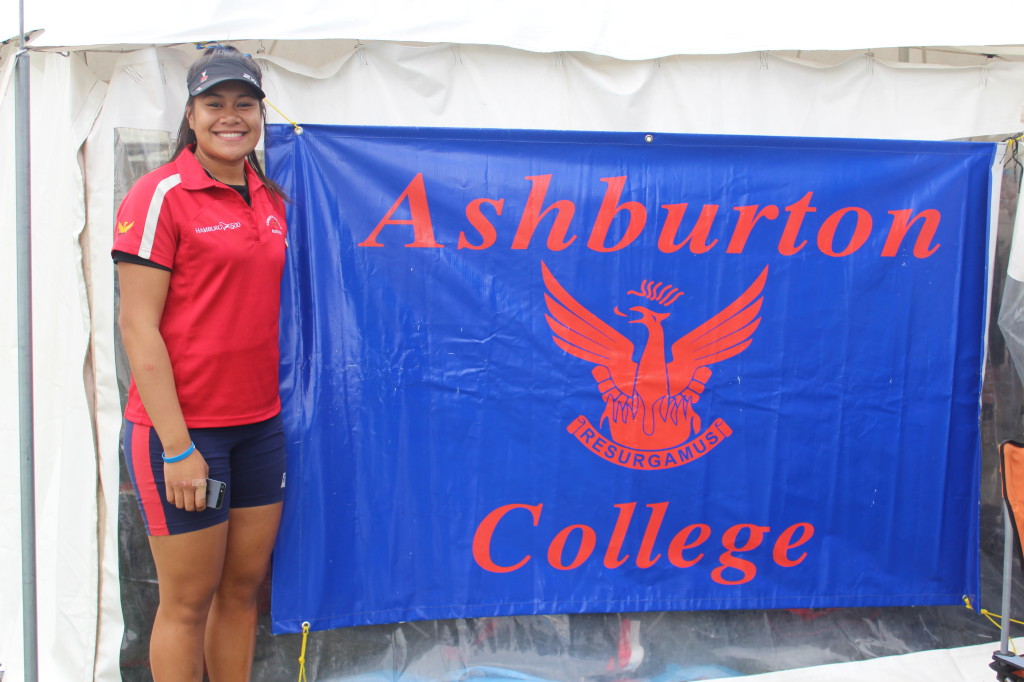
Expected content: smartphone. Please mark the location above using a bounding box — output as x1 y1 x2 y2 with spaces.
206 478 226 510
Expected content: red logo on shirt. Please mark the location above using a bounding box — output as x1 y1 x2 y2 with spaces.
542 262 768 470
267 215 283 235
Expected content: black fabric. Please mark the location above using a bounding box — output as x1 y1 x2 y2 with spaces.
227 182 250 205
112 250 171 272
202 165 250 205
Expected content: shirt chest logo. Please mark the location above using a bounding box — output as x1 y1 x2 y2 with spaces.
267 215 283 235
195 221 243 235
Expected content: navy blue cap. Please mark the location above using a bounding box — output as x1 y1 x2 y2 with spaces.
187 58 265 99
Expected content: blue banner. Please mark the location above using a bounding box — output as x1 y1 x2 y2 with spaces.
267 125 995 633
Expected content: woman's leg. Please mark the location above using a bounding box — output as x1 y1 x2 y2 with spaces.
148 522 230 682
204 502 284 682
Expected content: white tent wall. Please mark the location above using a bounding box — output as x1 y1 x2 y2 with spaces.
3 33 1024 681
0 46 109 682
254 42 1024 139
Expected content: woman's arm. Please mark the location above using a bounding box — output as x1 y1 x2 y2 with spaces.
117 262 208 511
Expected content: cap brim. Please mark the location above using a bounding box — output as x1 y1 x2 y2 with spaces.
190 77 266 100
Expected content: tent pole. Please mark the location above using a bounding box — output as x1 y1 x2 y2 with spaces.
15 0 39 680
1002 502 1014 655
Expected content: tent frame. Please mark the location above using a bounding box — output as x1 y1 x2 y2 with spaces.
15 0 39 680
994 504 1017 679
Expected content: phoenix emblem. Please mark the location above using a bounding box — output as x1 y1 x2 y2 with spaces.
543 262 768 454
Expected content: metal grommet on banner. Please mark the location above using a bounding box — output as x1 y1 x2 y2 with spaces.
644 134 654 143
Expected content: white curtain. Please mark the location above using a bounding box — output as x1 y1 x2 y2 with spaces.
0 47 109 682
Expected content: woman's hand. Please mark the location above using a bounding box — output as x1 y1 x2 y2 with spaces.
164 449 210 512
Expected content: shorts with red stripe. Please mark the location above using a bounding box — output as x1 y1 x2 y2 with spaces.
123 413 287 536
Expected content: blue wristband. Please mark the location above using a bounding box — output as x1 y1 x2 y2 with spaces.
162 441 196 463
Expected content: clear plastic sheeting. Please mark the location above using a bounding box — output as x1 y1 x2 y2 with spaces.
115 143 1024 680
1000 197 1024 384
999 280 1024 409
254 607 1018 680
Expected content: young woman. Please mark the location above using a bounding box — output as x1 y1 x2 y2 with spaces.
112 46 289 681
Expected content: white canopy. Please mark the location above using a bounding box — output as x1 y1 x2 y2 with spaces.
4 0 1024 58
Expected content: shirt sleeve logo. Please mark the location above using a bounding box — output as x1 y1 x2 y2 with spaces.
116 220 135 234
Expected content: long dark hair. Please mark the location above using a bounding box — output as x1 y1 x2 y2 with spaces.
173 46 289 203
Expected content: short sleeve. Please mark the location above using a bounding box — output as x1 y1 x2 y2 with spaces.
111 250 172 272
112 172 183 270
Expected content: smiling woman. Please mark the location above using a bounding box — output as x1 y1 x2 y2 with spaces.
187 83 264 185
110 45 291 682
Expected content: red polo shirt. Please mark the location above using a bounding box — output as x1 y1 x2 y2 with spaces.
112 147 288 428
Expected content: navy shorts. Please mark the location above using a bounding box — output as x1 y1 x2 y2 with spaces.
123 414 287 536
